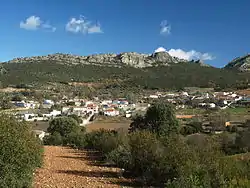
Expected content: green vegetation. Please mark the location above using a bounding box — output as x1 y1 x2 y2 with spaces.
43 103 250 187
224 107 250 115
44 117 86 147
0 115 43 187
129 102 179 136
0 61 250 89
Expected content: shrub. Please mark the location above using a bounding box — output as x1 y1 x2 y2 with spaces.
0 115 42 187
43 132 63 146
107 144 132 169
65 131 86 148
47 117 79 137
128 131 166 184
68 114 83 124
85 129 121 156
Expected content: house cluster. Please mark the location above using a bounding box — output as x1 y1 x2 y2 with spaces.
9 89 250 124
144 90 247 110
11 96 135 123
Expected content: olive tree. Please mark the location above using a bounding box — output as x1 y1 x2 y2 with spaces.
0 115 42 187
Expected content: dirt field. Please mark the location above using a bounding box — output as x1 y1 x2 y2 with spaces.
33 146 137 188
86 122 131 132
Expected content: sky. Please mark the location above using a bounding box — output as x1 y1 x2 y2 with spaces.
1 0 250 67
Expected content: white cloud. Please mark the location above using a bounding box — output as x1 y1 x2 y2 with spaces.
20 16 56 32
154 47 215 61
154 47 167 53
160 20 171 35
42 23 56 32
66 16 103 34
168 49 214 61
20 16 41 30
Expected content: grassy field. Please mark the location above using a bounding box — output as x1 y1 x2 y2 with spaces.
224 107 250 115
86 116 131 132
31 121 49 131
176 108 206 115
30 116 132 133
85 122 131 132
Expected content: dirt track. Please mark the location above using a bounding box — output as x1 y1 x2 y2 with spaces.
33 146 135 188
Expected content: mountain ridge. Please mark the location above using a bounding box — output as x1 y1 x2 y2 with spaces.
225 54 250 71
2 51 206 68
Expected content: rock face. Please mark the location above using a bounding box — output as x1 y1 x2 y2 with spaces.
225 54 250 71
0 65 7 75
4 51 188 68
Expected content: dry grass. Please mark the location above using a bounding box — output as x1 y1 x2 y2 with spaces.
86 122 131 132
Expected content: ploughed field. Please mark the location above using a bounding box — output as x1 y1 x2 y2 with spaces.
33 146 136 188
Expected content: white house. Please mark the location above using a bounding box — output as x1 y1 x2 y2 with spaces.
104 109 120 116
86 103 99 114
43 110 61 118
149 95 159 99
209 103 216 108
101 100 112 105
50 110 61 117
24 113 37 121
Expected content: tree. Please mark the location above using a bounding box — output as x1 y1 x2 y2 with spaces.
11 94 24 101
0 115 42 187
144 102 179 136
128 115 146 133
68 114 83 124
129 102 179 137
0 94 13 110
47 117 79 137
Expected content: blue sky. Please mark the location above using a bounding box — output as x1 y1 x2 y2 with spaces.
1 0 250 67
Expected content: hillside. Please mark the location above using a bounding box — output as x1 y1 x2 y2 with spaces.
3 51 186 68
0 53 249 90
225 54 250 71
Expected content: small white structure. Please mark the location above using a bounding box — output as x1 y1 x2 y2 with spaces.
104 109 120 116
33 130 46 140
44 99 54 105
209 103 216 108
181 92 189 96
101 100 113 105
50 110 61 117
149 95 159 99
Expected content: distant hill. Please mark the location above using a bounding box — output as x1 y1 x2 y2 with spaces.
3 51 188 68
0 52 249 90
225 54 250 71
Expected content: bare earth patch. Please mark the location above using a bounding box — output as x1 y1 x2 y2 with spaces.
33 146 136 188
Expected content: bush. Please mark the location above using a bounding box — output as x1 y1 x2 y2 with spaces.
47 117 80 137
43 132 63 146
0 115 43 187
85 129 121 156
68 114 83 124
65 131 86 148
107 144 132 169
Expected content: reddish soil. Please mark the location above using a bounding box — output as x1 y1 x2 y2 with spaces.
33 146 136 188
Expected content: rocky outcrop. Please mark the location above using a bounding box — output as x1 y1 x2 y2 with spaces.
5 51 189 68
193 60 211 67
225 54 250 71
0 65 7 75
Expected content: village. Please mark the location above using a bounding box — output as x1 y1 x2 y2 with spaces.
1 88 250 141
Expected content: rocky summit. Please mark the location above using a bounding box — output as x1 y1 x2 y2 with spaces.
4 51 188 68
225 54 250 71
